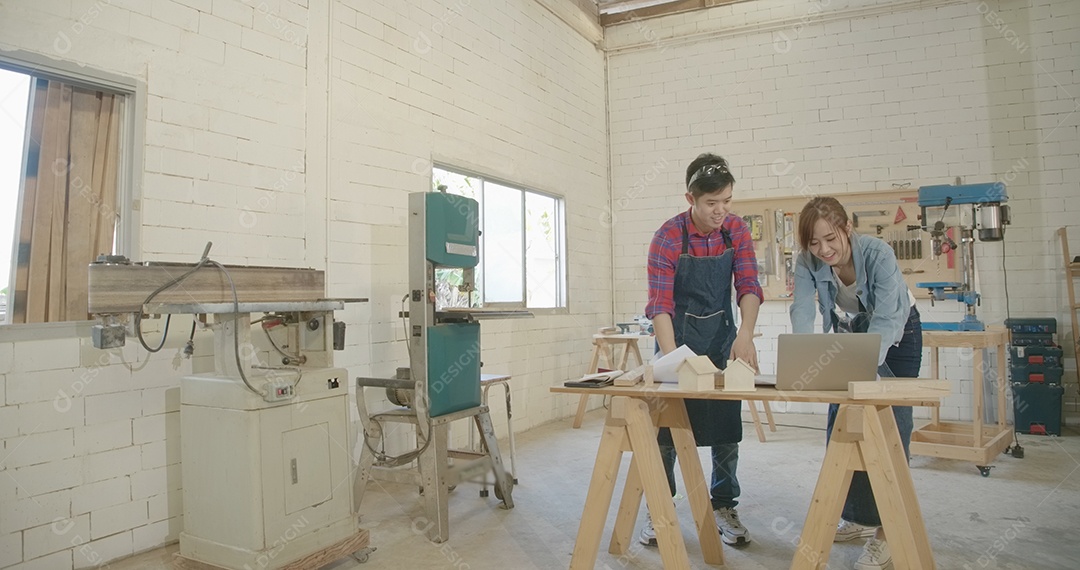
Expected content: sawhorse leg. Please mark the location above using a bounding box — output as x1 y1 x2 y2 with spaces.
573 339 613 429
792 404 934 569
572 396 724 569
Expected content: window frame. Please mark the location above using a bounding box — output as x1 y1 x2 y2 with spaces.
431 164 568 313
0 49 145 327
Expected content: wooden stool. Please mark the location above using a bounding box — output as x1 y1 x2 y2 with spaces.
572 334 645 429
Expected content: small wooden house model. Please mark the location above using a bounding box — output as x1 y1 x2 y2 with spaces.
678 355 718 391
718 358 757 392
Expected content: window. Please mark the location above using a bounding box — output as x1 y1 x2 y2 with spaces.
432 166 566 310
0 55 136 324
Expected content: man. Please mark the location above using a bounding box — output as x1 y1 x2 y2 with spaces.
642 153 762 547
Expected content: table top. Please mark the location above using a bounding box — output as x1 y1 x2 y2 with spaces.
481 373 511 384
922 327 1008 348
551 384 942 407
593 333 651 340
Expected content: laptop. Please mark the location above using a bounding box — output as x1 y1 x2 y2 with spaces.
771 333 881 391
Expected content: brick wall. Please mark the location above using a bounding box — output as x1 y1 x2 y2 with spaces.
0 1 608 567
605 0 1080 421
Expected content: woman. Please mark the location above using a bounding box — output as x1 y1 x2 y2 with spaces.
789 196 922 570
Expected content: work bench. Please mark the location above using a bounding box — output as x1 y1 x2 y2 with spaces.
551 382 945 569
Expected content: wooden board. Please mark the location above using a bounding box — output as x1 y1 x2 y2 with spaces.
173 530 369 570
848 379 951 400
87 264 326 313
552 384 942 407
731 189 959 301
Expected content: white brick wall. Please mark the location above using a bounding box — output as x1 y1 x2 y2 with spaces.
606 0 1080 420
0 0 606 566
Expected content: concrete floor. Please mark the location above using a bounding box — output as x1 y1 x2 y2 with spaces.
113 410 1080 570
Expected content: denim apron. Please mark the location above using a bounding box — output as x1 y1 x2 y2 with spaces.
657 221 743 447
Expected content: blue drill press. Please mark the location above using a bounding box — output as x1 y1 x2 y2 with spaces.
911 182 1010 331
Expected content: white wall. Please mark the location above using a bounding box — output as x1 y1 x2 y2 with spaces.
605 0 1080 420
0 1 609 568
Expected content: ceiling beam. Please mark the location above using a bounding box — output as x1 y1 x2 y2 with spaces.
599 0 748 27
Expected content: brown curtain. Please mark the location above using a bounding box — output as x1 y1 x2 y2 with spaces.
11 78 121 323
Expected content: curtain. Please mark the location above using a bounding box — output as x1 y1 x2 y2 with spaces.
10 78 121 323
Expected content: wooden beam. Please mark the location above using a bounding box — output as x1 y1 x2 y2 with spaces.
87 263 326 313
848 379 951 400
600 0 747 26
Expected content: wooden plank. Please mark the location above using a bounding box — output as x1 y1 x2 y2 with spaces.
25 81 65 322
570 423 627 570
922 329 1008 349
663 400 725 566
930 347 940 425
608 455 645 556
863 405 935 569
763 400 777 432
93 94 120 260
908 440 990 463
848 379 951 400
624 398 692 569
791 424 857 569
551 385 944 408
747 402 766 443
86 264 326 313
64 88 98 320
973 349 984 448
46 83 73 321
11 78 48 324
173 530 369 570
614 364 647 387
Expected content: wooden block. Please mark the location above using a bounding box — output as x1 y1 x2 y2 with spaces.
613 364 647 387
831 406 864 443
848 379 950 400
643 364 655 386
173 529 369 570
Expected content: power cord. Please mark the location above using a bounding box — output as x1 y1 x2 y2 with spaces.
136 242 264 397
1001 237 1023 458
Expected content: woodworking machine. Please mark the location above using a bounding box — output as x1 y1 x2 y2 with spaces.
354 189 529 542
87 252 371 569
909 182 1010 331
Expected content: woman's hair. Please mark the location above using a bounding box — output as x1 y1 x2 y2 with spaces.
797 196 850 250
685 153 735 197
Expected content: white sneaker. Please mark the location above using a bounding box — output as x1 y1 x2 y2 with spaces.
835 519 878 542
713 507 751 545
638 513 657 546
854 537 892 570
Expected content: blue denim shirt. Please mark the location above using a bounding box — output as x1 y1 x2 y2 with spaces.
789 232 910 366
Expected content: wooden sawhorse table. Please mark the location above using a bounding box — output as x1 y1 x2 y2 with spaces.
552 383 944 569
910 328 1011 476
572 334 777 442
573 334 647 429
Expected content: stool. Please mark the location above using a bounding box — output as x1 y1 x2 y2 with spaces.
573 334 646 429
469 374 517 495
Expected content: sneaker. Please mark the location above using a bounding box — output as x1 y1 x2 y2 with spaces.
638 513 657 546
835 519 878 542
713 507 751 546
854 537 892 570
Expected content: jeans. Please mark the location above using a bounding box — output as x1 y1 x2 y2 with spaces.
825 306 922 527
659 442 740 510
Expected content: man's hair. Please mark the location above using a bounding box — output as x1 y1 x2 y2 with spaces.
685 153 735 197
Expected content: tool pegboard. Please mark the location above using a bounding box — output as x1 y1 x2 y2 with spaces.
733 190 960 301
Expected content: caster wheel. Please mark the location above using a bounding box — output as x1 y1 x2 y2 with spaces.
351 547 376 564
977 465 993 477
513 478 519 485
479 489 489 498
1011 445 1024 458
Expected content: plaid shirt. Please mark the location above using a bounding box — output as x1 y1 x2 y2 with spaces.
645 209 763 319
